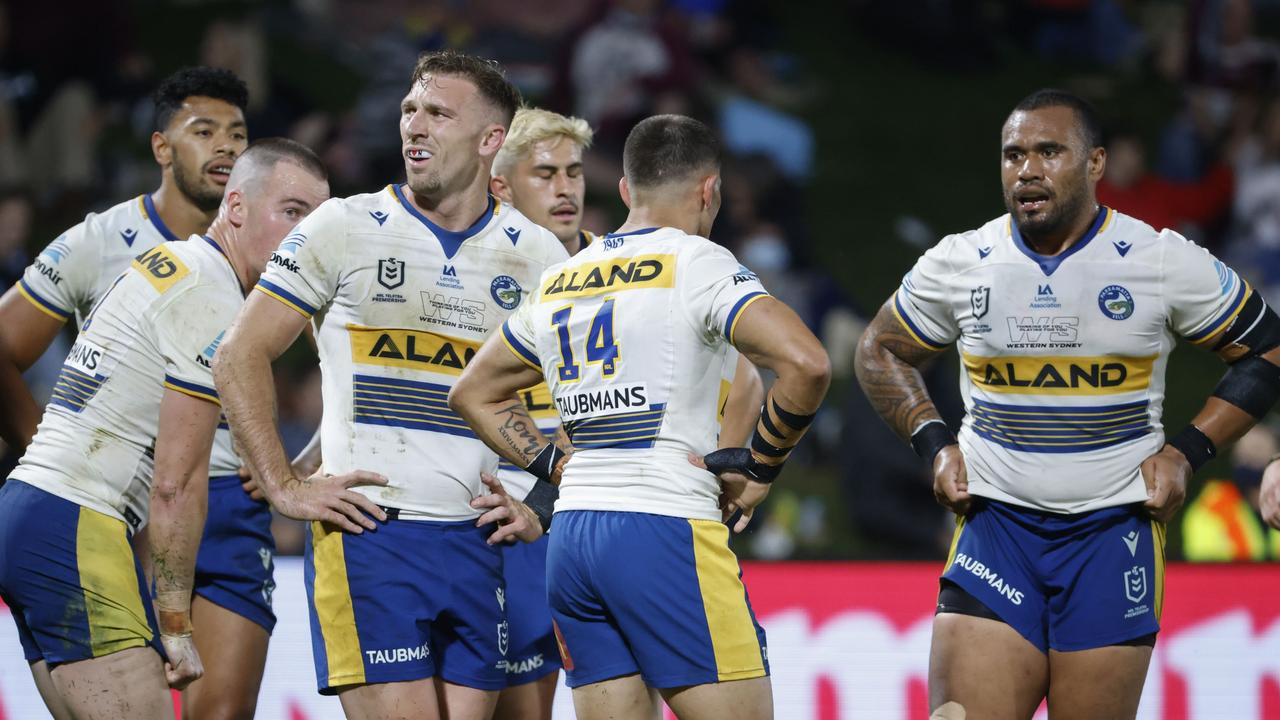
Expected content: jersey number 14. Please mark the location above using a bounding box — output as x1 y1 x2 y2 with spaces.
551 299 619 382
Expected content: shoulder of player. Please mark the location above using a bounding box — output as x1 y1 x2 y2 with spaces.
917 221 996 275
491 202 564 256
138 240 237 296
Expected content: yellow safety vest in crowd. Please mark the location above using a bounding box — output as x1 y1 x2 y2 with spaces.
1183 479 1280 561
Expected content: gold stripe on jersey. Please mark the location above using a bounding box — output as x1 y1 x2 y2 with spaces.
131 245 190 294
76 507 154 656
689 520 767 681
962 353 1157 395
516 382 559 421
540 253 676 300
348 325 482 375
310 521 365 686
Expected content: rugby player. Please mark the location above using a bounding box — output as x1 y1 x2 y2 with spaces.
486 106 765 719
213 51 567 719
0 67 280 720
855 89 1280 719
0 138 330 720
450 114 830 720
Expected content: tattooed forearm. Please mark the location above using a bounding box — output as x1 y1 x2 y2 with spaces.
854 301 947 441
495 400 543 464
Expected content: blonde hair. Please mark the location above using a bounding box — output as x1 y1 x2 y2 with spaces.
493 107 593 176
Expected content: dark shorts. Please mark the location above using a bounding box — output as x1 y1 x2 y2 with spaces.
940 498 1165 653
548 510 768 689
304 517 506 693
0 480 165 666
193 474 276 632
500 535 561 686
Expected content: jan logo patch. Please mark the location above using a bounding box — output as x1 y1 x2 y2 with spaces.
378 258 406 290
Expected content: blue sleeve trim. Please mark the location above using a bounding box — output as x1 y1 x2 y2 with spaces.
17 278 73 320
1185 280 1249 342
255 278 318 316
893 291 948 350
502 321 541 369
723 291 768 341
163 375 220 402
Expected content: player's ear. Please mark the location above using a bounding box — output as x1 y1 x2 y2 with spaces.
152 131 171 167
619 177 632 209
479 123 506 160
226 188 247 227
1088 145 1106 183
490 174 513 203
700 174 719 211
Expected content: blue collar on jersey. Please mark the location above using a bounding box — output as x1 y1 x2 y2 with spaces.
142 193 181 242
391 184 496 260
201 234 244 295
1011 205 1111 276
604 227 661 239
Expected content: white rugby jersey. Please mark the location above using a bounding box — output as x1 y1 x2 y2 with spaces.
501 226 769 521
896 207 1252 513
12 237 242 529
15 195 241 476
254 185 567 520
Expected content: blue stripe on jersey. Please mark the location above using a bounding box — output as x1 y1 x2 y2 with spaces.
893 292 948 350
969 398 1150 454
566 405 666 449
724 292 767 342
502 321 540 369
1185 279 1248 343
255 278 318 316
352 374 476 438
49 366 107 413
142 194 181 242
18 278 73 320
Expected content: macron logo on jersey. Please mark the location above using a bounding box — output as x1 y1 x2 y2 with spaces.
1113 240 1132 257
504 227 521 245
121 228 138 247
370 210 389 226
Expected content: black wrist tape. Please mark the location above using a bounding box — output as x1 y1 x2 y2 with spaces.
524 480 558 532
911 421 956 465
703 447 781 483
1168 425 1216 472
525 443 567 484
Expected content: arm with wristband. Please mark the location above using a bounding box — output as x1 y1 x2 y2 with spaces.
855 298 966 513
448 330 564 544
695 295 831 532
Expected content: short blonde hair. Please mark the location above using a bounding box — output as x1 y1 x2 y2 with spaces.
493 107 593 176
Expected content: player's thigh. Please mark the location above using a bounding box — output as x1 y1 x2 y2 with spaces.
50 646 173 720
572 673 660 720
1046 644 1152 720
930 613 1047 720
661 675 773 720
494 671 558 720
435 678 500 720
182 595 269 720
28 660 75 720
338 678 441 720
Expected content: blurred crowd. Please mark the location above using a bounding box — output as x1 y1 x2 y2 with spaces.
3 0 1279 561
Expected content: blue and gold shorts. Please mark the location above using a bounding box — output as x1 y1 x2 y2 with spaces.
304 517 506 693
193 475 276 632
500 535 561 686
941 498 1165 653
547 510 768 689
0 479 164 666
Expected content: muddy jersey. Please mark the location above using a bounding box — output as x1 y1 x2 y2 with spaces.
895 207 1252 513
11 237 241 529
253 185 567 520
15 195 241 475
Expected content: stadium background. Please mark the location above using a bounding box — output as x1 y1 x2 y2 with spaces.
0 0 1278 717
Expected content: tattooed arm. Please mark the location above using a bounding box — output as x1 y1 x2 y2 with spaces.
854 299 949 440
855 299 969 512
449 336 552 471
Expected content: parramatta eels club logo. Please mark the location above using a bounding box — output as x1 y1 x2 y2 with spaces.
491 275 522 310
378 258 406 290
1098 284 1134 320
